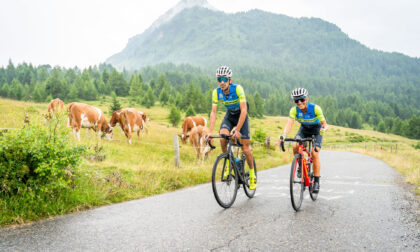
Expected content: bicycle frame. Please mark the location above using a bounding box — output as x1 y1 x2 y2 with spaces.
209 135 247 185
297 143 312 187
281 137 316 188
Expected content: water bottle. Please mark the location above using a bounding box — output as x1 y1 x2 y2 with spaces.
235 157 240 170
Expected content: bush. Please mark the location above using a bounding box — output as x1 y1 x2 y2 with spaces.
252 128 267 143
0 114 85 196
185 105 196 117
348 135 364 143
168 106 181 127
414 142 420 150
109 92 121 114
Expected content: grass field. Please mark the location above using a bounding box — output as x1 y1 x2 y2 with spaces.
0 97 419 225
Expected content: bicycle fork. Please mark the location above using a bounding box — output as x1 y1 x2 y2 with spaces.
302 158 310 186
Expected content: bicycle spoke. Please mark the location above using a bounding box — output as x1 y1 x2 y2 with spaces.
212 155 238 208
290 155 304 211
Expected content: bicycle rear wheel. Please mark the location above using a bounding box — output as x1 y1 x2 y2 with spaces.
308 163 318 201
212 154 238 208
290 154 304 211
243 157 257 198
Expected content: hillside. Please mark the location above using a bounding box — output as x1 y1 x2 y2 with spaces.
106 0 420 109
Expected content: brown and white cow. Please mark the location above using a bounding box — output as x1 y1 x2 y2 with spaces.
110 108 144 144
137 111 150 135
46 98 64 119
67 102 113 141
179 116 207 144
189 125 214 161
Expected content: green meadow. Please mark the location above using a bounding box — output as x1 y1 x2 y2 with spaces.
0 97 419 226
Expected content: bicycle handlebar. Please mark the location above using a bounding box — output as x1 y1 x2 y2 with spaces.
207 134 243 147
280 136 318 152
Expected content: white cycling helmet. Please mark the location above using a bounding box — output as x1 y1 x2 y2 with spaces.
216 65 232 78
291 88 308 99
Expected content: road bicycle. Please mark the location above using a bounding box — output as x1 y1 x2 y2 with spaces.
208 134 257 208
280 136 318 211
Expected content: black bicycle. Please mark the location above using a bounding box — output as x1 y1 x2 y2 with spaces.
208 134 257 208
280 136 318 211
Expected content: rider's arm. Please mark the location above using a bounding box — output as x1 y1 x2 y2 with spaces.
209 105 217 133
281 107 296 139
234 85 247 133
209 89 219 134
315 105 328 131
235 101 247 132
283 118 295 136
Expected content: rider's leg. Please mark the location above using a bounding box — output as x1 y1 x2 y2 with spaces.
311 147 321 177
293 142 299 155
293 127 304 155
236 116 256 189
241 139 254 170
311 134 323 193
219 128 230 153
312 134 323 177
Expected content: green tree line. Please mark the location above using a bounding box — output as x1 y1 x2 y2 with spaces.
1 60 419 139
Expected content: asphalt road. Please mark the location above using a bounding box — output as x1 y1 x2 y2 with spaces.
1 151 419 251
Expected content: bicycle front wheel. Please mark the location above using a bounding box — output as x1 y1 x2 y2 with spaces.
290 154 304 211
243 157 257 198
212 154 238 208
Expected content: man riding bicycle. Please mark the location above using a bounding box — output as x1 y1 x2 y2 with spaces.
279 88 328 193
205 66 257 190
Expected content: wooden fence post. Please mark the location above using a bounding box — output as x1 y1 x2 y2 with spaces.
173 135 180 167
264 136 270 150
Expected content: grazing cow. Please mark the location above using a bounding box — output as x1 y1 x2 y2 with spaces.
189 125 214 161
137 111 150 135
179 116 207 144
46 98 64 119
110 108 144 144
110 110 122 128
67 102 113 141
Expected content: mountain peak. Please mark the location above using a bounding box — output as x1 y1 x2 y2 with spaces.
149 0 217 31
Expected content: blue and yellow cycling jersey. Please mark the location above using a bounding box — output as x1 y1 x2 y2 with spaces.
289 103 325 127
212 84 246 113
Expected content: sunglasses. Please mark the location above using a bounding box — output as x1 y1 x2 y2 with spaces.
217 77 229 83
294 98 306 104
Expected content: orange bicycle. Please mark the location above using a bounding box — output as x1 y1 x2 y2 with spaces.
280 136 318 211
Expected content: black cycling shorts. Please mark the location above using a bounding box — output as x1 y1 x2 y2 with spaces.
295 126 323 149
220 112 250 140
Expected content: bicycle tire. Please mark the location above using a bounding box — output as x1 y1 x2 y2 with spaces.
308 163 318 201
212 153 238 208
243 157 257 198
290 154 304 211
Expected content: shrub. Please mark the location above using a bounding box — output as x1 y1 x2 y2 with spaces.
0 114 85 196
348 135 364 143
168 106 181 127
414 142 420 150
252 128 267 143
185 105 196 117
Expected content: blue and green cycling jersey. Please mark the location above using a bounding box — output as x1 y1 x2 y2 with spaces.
289 103 325 127
212 84 246 113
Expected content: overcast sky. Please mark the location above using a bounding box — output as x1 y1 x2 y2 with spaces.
1 0 419 68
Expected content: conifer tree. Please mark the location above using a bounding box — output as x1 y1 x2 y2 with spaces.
185 104 196 117
168 105 181 127
109 92 121 114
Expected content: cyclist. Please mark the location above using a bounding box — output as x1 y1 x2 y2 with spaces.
279 88 328 193
205 66 256 190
